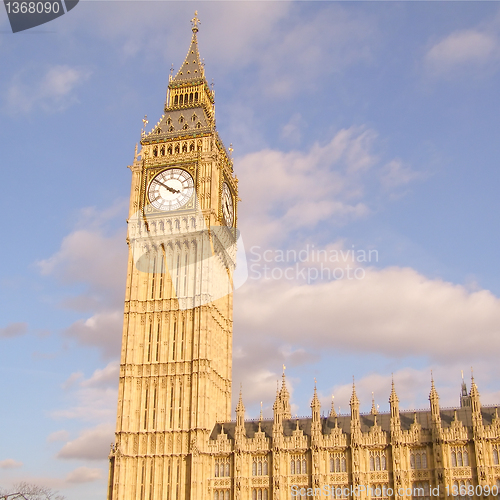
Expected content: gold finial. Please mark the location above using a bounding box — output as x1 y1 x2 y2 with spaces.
169 63 174 82
259 401 263 421
461 369 464 381
141 114 148 137
191 11 201 33
282 364 286 375
229 144 234 157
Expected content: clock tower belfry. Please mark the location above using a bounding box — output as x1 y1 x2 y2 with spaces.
108 13 238 500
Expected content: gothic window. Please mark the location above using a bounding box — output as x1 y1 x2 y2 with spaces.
189 92 193 103
169 126 174 132
422 452 427 468
252 490 267 500
330 452 346 473
167 146 172 154
452 480 472 500
160 145 165 155
411 481 430 500
493 445 499 465
197 140 202 151
369 451 387 471
370 484 390 499
451 446 469 467
190 142 195 152
290 459 295 475
182 143 187 152
215 458 230 478
175 145 180 154
183 123 189 130
184 93 188 103
214 491 230 500
196 122 202 129
191 113 197 122
174 95 178 105
156 128 161 134
179 116 184 124
153 146 158 157
167 117 172 125
194 92 199 101
252 457 268 476
330 485 348 498
179 95 183 105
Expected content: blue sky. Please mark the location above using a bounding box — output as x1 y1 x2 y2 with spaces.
1 1 500 497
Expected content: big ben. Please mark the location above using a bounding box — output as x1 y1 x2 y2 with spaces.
108 13 238 500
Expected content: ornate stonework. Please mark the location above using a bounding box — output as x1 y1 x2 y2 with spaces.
108 16 500 500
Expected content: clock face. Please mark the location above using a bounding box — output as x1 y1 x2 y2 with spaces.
222 182 234 227
148 168 194 211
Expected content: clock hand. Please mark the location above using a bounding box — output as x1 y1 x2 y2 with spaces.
155 179 181 194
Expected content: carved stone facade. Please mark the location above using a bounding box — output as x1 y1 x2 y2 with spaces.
108 16 500 500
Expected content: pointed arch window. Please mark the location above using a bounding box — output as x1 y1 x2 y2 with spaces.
183 124 189 130
182 143 187 152
179 95 183 105
493 446 499 465
153 146 158 157
167 146 172 154
190 143 195 152
174 95 178 105
160 145 165 156
194 92 199 101
189 93 193 103
175 145 180 154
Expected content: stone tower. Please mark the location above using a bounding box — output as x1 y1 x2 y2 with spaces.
108 13 238 500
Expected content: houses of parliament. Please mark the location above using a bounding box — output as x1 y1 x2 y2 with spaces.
107 14 500 500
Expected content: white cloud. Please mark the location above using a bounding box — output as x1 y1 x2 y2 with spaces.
425 29 500 76
5 65 91 114
52 362 119 422
57 424 114 461
47 430 70 443
237 127 379 247
0 322 27 338
380 159 424 190
64 311 122 359
235 266 500 361
0 459 23 469
65 466 104 484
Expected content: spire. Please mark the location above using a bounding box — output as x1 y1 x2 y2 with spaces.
350 377 360 425
311 382 321 423
172 11 205 83
329 395 337 418
389 376 400 430
429 371 441 423
370 392 378 415
235 386 246 439
469 369 482 418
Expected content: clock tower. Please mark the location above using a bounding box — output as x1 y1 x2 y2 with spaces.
108 13 238 499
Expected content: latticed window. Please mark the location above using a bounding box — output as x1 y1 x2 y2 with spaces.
370 483 390 499
290 455 306 474
450 446 469 467
451 480 473 500
492 445 499 465
410 449 427 469
369 450 387 471
411 481 431 500
329 485 348 498
214 458 230 477
330 452 347 473
251 489 268 500
252 456 268 476
214 490 230 500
